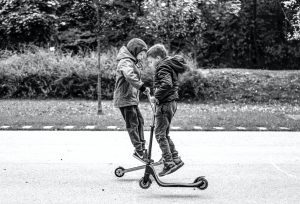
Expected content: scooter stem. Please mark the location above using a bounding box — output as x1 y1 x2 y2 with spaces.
146 92 156 163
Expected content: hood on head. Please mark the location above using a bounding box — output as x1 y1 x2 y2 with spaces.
116 46 136 62
159 55 189 74
126 38 148 58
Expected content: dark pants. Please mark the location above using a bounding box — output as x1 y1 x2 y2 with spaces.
155 100 179 165
120 105 145 152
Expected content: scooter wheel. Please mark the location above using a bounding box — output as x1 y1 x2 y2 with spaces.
115 167 125 177
139 177 152 189
194 176 208 190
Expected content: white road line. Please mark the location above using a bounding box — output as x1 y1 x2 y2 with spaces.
279 127 289 130
43 126 53 129
236 127 246 130
0 126 10 129
85 126 96 129
22 126 32 129
64 126 74 129
257 127 268 131
171 126 182 130
213 127 225 130
193 126 203 130
107 126 117 129
270 159 298 179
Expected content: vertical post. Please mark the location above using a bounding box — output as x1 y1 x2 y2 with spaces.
95 1 103 115
166 0 171 50
252 0 257 66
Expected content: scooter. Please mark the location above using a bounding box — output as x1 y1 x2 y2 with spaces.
114 156 163 178
138 92 208 190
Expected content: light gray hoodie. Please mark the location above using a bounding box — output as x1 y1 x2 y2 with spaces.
113 46 144 108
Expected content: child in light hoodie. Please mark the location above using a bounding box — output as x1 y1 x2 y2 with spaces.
113 38 150 163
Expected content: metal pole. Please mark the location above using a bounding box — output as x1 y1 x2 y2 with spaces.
253 0 257 66
95 1 103 115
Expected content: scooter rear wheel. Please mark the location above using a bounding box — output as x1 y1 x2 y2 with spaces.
115 167 125 177
139 177 152 189
194 177 208 190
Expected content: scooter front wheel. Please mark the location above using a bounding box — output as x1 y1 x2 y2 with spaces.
115 167 125 177
139 177 152 189
194 177 208 190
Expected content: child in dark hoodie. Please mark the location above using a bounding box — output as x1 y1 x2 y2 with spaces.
146 44 188 177
113 38 150 163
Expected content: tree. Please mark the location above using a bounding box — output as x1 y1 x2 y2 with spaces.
0 0 59 49
139 0 207 66
282 0 300 40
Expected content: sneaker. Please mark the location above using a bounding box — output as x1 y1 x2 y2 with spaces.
133 150 148 163
157 157 164 164
158 162 177 177
173 157 184 170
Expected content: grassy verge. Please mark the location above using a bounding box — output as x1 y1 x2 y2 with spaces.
0 100 300 131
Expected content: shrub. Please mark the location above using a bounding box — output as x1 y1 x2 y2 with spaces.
0 48 300 104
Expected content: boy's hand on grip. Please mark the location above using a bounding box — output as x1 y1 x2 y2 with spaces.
150 96 158 104
143 87 150 95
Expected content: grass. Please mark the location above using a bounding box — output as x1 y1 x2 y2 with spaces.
0 99 300 131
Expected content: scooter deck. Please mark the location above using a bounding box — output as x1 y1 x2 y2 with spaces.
144 164 205 188
123 160 163 174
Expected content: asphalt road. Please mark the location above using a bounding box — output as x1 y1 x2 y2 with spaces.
0 131 300 204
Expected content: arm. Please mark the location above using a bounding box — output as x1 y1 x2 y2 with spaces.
119 59 144 90
154 68 173 101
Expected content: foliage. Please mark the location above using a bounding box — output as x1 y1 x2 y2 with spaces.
1 48 300 104
0 0 300 69
0 0 58 48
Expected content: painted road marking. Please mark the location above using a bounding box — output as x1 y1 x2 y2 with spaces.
286 114 300 120
257 127 268 131
279 127 289 130
85 126 96 129
43 126 53 129
236 127 247 130
107 126 117 129
213 127 225 130
270 159 298 179
64 126 74 129
0 125 297 131
193 126 203 130
22 126 32 129
171 126 182 130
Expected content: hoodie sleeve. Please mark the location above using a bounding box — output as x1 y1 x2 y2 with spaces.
119 59 143 89
154 67 173 101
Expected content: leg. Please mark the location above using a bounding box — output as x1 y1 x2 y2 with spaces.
136 106 146 150
165 101 184 168
119 106 143 152
155 104 173 165
166 101 179 159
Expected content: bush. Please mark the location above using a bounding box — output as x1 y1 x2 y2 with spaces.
0 48 116 99
179 69 300 104
0 48 300 104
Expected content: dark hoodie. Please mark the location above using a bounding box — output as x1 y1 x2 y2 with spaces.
154 55 189 104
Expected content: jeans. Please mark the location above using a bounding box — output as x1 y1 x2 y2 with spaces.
155 100 179 164
120 105 145 152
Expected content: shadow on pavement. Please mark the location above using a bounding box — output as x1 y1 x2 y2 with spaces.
116 178 139 183
143 193 211 200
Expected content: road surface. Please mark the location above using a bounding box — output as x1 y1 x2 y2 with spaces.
0 131 300 204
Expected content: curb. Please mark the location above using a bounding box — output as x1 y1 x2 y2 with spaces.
0 125 296 131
